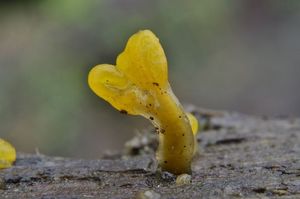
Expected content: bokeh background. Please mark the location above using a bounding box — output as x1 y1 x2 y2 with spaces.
1 0 300 158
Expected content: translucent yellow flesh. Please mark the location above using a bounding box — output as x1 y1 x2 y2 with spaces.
187 113 199 135
88 30 199 174
0 138 16 169
187 113 199 155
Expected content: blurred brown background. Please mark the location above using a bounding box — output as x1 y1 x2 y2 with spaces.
1 0 300 158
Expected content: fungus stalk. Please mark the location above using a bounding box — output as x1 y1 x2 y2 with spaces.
88 30 198 175
152 88 194 174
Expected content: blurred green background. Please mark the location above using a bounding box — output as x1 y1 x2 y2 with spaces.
1 0 300 158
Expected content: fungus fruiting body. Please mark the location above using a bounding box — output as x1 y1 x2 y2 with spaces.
0 138 16 169
88 30 198 175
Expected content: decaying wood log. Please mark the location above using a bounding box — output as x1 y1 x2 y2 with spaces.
1 108 300 198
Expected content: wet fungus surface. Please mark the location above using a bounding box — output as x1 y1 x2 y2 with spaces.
88 30 198 175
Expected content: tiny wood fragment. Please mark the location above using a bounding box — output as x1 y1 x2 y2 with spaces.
1 108 300 198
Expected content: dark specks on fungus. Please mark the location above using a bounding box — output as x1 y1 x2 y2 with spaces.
149 116 154 120
152 82 159 86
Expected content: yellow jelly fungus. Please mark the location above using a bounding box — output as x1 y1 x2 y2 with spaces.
88 30 199 175
0 138 16 169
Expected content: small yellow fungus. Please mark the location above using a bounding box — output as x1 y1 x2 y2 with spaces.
88 30 199 175
176 173 192 185
0 138 16 169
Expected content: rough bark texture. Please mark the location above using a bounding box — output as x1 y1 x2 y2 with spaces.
1 108 300 198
